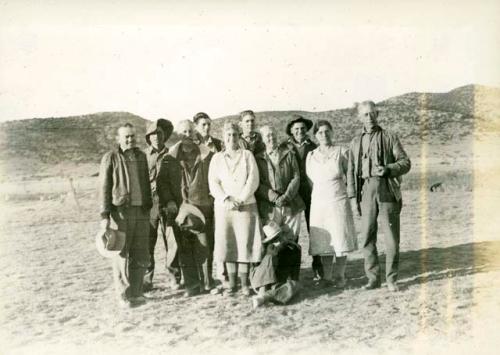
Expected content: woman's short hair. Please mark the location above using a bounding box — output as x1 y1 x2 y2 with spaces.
313 120 333 134
222 122 240 135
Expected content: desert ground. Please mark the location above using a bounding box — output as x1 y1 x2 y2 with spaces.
1 140 500 355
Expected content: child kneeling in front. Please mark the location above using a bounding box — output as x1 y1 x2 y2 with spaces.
250 221 301 308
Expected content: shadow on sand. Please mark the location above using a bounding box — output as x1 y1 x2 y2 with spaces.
294 240 500 302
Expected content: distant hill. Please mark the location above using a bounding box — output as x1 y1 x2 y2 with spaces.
0 112 150 164
0 84 498 173
211 84 500 145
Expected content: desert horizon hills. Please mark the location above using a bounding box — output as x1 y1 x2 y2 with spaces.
0 83 499 180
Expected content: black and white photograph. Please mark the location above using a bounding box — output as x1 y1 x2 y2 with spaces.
0 1 499 354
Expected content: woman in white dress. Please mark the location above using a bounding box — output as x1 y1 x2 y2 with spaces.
208 122 263 296
306 120 357 287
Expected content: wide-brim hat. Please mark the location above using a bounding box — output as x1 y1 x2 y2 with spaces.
145 118 174 145
176 202 206 233
286 115 313 136
95 228 126 258
262 221 281 244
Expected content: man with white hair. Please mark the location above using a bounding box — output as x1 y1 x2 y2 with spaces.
255 125 305 245
98 123 152 307
347 101 411 292
168 120 216 297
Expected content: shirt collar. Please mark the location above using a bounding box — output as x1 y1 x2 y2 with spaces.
195 132 213 145
223 148 241 158
242 131 258 141
289 137 311 147
149 145 167 154
361 125 382 134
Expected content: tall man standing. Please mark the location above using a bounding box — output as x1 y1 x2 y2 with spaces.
281 114 322 280
193 112 223 153
169 120 215 296
347 101 411 292
192 112 226 293
238 110 266 155
99 123 152 307
143 119 183 292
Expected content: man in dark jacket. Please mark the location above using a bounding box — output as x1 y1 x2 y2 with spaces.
281 115 322 280
256 125 305 242
238 110 266 155
143 119 183 292
98 123 152 307
347 101 411 292
170 120 216 296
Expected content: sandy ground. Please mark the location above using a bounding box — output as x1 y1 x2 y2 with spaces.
1 175 500 354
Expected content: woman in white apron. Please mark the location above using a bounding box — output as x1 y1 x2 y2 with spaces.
306 120 357 287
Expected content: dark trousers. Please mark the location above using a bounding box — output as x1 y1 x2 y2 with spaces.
144 199 180 287
360 177 402 284
302 191 323 278
201 205 215 287
250 243 301 289
110 206 150 299
177 228 210 291
177 204 215 291
276 244 302 283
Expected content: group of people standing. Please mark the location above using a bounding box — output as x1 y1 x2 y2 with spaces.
97 101 411 309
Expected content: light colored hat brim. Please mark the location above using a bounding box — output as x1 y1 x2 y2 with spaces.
177 203 206 226
95 229 126 258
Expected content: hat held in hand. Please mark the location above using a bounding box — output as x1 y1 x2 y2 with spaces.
262 221 282 244
95 228 126 258
176 202 206 233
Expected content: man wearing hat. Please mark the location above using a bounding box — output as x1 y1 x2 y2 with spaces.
250 221 301 308
98 123 152 307
281 114 323 280
143 118 183 292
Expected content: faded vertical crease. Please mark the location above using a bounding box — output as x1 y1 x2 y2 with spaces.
418 92 429 333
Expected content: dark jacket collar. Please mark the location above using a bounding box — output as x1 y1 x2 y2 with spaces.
148 145 168 155
288 137 314 146
360 125 382 135
116 146 141 155
256 145 293 163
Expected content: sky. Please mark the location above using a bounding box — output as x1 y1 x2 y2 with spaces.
1 0 499 123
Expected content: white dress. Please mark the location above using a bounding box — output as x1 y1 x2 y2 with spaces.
208 149 263 263
306 146 357 257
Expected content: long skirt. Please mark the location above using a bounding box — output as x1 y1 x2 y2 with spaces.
213 203 263 263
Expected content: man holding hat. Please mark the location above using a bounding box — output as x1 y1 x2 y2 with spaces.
281 114 323 280
250 221 301 308
98 123 152 308
255 125 305 242
169 120 216 296
143 118 183 292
